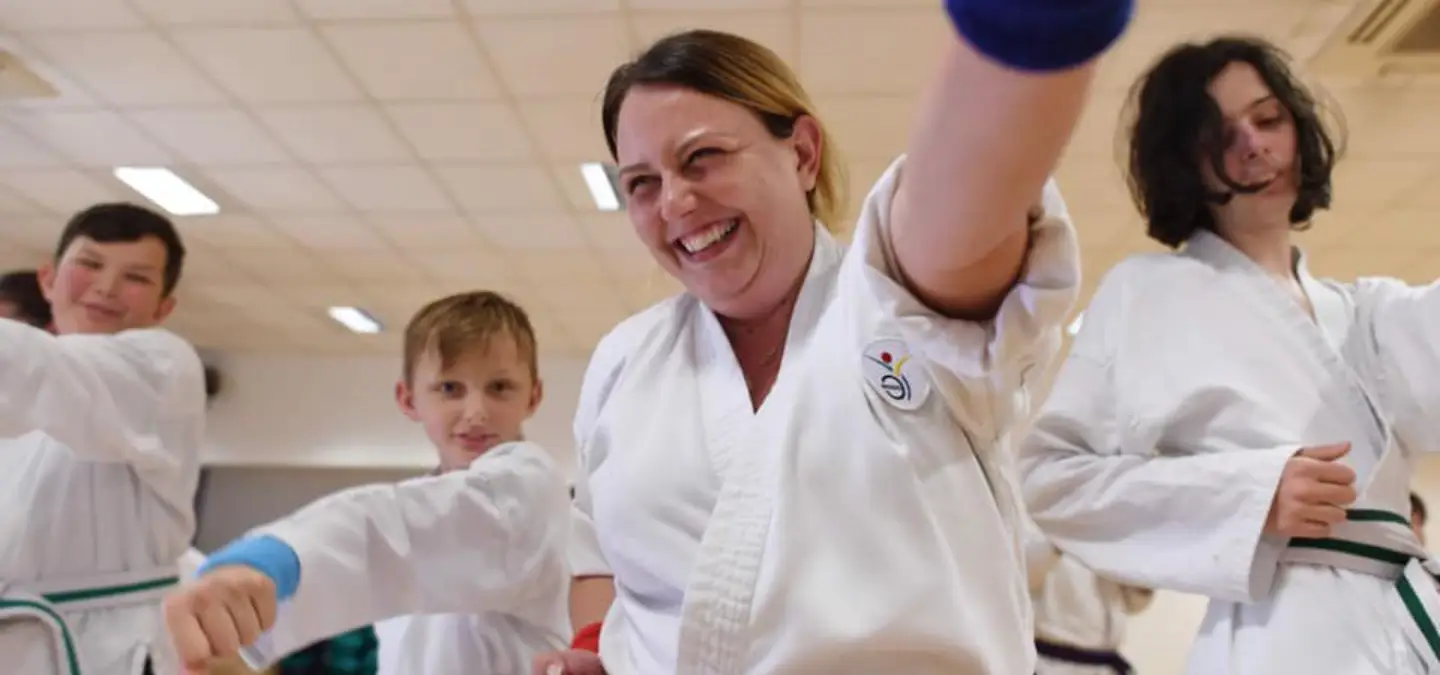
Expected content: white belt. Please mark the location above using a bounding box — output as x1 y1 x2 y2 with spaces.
1282 509 1440 668
0 567 180 675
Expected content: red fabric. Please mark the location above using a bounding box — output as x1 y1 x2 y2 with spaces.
571 621 603 653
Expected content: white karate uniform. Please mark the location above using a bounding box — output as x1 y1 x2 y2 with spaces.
1021 230 1440 674
1025 523 1151 675
568 157 1080 675
0 324 207 675
238 441 571 675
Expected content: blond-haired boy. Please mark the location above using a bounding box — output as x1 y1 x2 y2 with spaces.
162 291 570 675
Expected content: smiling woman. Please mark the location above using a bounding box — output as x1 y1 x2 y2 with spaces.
537 2 1134 673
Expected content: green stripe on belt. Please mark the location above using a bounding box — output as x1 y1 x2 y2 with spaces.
1288 537 1413 565
41 576 178 605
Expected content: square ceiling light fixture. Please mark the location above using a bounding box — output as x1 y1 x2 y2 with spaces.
113 167 220 216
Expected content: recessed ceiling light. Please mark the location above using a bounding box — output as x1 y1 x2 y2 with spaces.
579 162 622 212
1066 312 1084 337
112 167 220 216
327 306 382 334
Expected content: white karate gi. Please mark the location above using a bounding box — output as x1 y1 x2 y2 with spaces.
1021 230 1440 674
568 157 1080 675
1025 523 1151 675
238 441 571 675
0 323 207 675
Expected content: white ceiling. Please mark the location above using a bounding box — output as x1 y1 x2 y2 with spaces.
0 0 1436 356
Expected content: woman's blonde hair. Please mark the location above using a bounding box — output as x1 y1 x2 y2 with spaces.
601 30 849 231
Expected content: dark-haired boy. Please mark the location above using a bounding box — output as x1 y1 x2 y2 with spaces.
0 202 207 675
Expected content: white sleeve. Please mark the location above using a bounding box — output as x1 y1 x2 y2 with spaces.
1356 278 1440 453
0 321 204 469
1018 274 1293 603
567 324 636 578
247 442 570 663
838 156 1080 439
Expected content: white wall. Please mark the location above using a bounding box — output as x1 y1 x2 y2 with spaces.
201 352 589 473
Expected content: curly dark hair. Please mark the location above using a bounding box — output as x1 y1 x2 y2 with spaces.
1122 35 1342 248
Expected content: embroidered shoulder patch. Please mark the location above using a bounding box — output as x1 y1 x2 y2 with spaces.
861 338 930 411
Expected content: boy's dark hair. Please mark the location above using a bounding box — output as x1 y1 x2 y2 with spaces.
0 270 51 328
1413 492 1427 525
1123 35 1341 248
55 203 187 296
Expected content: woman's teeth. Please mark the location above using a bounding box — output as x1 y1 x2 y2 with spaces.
680 219 738 254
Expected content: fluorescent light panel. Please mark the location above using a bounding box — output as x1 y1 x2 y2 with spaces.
113 167 220 216
328 306 382 335
580 162 622 212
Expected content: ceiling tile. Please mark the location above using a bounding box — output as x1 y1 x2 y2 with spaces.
322 22 501 101
271 215 395 251
0 169 129 213
128 108 291 165
273 282 364 311
354 279 443 320
255 106 412 163
1330 209 1440 250
297 0 456 20
25 32 228 107
1065 92 1128 160
799 10 947 95
177 244 254 284
0 185 50 216
409 249 516 285
317 165 454 212
1306 244 1434 283
0 217 63 249
0 0 146 29
573 212 639 251
549 161 613 212
172 214 298 248
6 110 175 166
630 0 790 9
474 16 631 97
472 212 590 250
0 37 102 110
816 96 913 160
612 270 683 311
203 167 347 214
172 27 364 104
364 213 486 251
459 0 622 15
799 0 931 5
1293 205 1370 251
434 165 567 213
386 103 535 162
129 0 299 24
630 11 795 61
224 247 342 282
514 98 607 162
0 240 47 269
1094 5 1313 93
325 251 432 283
1330 159 1437 210
508 250 609 285
0 122 68 168
186 280 295 308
